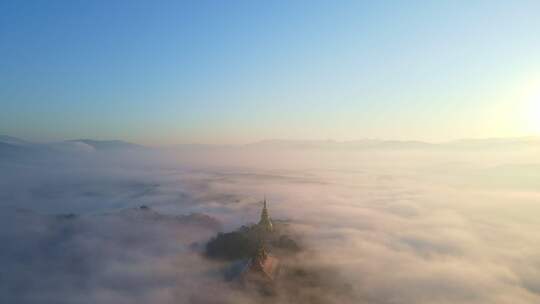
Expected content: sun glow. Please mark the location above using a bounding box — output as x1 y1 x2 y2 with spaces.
528 92 540 134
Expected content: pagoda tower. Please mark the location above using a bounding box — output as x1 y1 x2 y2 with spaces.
241 242 280 282
258 197 273 233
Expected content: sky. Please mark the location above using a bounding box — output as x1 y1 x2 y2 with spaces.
1 0 540 145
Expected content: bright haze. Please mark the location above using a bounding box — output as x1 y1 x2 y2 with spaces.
1 1 540 304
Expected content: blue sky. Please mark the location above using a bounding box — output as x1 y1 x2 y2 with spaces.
1 1 540 144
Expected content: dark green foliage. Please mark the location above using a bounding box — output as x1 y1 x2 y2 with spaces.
205 223 301 261
274 235 301 252
205 230 260 260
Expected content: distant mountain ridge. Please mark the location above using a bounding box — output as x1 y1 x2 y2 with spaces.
2 135 540 154
66 139 145 150
246 139 435 149
0 135 33 146
246 137 540 150
0 136 147 158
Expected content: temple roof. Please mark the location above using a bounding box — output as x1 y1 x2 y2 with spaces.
241 245 279 281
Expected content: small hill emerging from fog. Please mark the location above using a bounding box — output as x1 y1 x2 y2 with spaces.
205 221 301 261
66 139 145 151
0 136 151 161
204 219 355 302
0 136 147 155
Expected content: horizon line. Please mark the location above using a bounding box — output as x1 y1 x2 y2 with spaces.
3 134 540 148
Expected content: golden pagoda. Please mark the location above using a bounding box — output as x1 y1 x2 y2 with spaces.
234 198 280 284
258 197 273 233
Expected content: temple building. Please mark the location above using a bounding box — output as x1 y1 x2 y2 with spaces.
233 198 279 284
241 243 280 283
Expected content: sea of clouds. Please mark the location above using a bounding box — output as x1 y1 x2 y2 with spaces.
1 141 539 303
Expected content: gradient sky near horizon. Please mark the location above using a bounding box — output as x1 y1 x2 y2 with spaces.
1 0 540 145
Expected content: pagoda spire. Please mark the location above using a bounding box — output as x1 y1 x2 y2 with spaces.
258 196 273 232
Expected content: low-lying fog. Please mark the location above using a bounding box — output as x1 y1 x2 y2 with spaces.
1 137 539 303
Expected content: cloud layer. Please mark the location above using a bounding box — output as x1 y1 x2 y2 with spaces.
1 142 539 303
